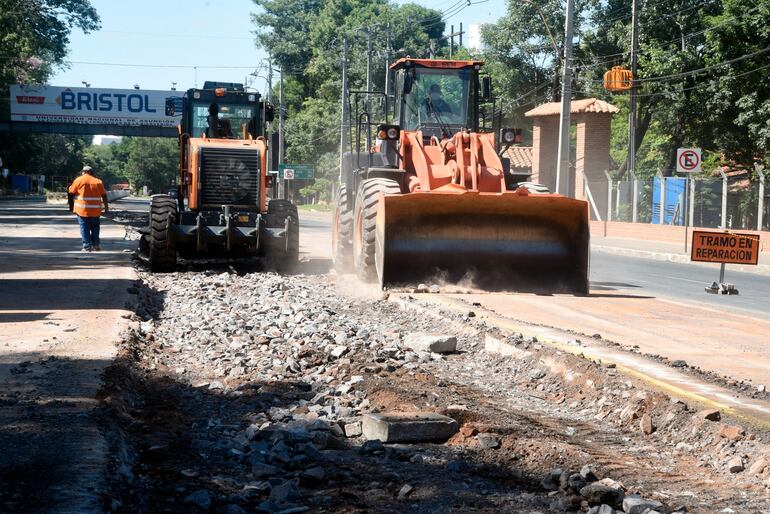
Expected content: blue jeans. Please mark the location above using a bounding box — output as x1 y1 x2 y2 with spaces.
77 216 101 248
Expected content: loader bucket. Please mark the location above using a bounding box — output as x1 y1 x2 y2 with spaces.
375 191 590 294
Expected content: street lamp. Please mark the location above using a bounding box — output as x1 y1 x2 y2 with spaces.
81 81 91 88
171 82 177 91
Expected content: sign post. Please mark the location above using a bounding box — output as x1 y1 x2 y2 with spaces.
278 163 315 202
691 229 760 295
278 163 314 180
676 148 701 251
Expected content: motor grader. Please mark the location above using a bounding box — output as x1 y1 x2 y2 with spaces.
138 81 298 271
333 59 589 294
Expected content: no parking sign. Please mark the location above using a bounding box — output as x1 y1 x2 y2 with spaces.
676 147 701 173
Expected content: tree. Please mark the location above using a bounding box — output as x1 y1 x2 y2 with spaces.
252 0 446 200
0 0 100 181
0 0 100 89
82 142 129 187
578 0 768 175
119 138 178 194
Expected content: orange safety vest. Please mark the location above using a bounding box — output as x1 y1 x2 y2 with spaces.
68 174 107 217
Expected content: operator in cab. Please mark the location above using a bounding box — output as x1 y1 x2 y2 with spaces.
206 103 233 138
423 84 453 117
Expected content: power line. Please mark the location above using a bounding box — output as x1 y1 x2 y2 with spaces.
573 60 770 99
99 30 253 40
579 3 762 69
634 45 770 83
69 61 260 69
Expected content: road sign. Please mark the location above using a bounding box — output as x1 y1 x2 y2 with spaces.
691 230 760 265
676 147 701 173
278 163 314 180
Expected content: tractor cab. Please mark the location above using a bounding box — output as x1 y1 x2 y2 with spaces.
180 81 268 140
391 59 484 140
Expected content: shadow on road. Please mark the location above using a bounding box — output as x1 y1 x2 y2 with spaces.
0 278 135 311
0 354 115 513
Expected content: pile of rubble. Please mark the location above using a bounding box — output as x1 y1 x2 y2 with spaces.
100 268 770 512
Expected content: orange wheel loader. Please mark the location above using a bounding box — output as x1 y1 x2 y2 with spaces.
138 81 298 272
332 59 589 294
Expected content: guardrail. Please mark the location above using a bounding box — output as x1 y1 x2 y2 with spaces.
106 190 130 202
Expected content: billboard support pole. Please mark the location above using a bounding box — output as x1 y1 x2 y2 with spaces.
719 169 728 229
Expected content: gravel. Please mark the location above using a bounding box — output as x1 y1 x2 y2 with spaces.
102 265 770 513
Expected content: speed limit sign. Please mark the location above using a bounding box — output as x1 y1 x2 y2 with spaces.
676 148 701 173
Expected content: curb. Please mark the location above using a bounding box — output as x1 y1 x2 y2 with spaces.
393 293 770 430
592 244 770 277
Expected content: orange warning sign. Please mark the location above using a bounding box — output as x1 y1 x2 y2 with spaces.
691 230 760 265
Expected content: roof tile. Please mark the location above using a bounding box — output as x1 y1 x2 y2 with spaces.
503 146 532 169
524 98 620 117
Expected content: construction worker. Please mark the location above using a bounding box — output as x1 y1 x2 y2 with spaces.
68 165 109 252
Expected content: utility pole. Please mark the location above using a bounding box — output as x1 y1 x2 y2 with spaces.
366 28 373 93
447 25 465 59
279 70 286 200
339 39 349 183
267 56 274 192
555 0 575 197
366 28 373 151
385 23 392 105
628 0 640 187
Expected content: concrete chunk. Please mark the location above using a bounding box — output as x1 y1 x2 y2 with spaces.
362 412 458 443
622 494 663 514
403 333 457 353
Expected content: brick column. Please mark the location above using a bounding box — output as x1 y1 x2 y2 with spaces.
575 113 612 216
531 116 559 191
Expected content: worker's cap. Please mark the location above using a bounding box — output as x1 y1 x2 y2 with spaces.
82 165 92 172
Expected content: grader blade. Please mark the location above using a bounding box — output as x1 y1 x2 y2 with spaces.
375 190 590 294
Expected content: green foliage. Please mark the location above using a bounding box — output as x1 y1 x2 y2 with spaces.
484 0 770 174
0 0 100 88
80 137 178 193
252 0 445 201
119 138 178 194
1 134 90 183
0 0 100 181
82 143 128 187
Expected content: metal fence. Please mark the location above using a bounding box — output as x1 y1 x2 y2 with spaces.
583 170 769 231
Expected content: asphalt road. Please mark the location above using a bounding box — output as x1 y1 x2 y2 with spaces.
591 252 770 317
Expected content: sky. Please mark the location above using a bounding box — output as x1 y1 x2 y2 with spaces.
51 0 507 95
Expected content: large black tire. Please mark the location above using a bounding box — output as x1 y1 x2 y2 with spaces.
265 199 299 270
353 178 401 281
332 184 353 271
148 195 178 272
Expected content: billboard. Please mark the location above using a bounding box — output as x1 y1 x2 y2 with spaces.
10 85 184 127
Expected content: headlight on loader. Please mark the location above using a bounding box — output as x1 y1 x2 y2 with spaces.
500 128 522 145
